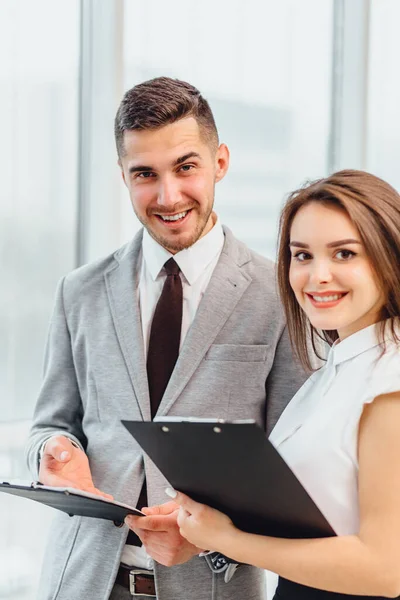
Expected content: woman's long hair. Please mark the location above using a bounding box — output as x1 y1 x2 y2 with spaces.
277 169 400 371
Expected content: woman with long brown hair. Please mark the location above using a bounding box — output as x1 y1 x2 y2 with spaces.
168 170 400 599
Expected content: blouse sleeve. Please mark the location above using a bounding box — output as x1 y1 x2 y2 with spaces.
342 346 400 463
363 345 400 405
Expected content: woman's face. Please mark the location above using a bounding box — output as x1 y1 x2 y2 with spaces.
289 202 384 340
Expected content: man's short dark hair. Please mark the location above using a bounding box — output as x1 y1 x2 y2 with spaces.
114 76 219 157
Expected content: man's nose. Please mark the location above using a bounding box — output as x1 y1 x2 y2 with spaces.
157 177 181 209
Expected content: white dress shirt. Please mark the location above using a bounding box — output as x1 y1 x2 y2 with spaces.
122 216 225 569
138 216 224 357
269 321 400 536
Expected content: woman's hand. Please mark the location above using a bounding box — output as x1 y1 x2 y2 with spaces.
166 487 238 553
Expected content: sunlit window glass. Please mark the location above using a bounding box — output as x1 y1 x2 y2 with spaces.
0 2 80 598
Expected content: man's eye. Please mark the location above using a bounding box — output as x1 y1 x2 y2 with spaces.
179 164 194 173
293 251 311 262
137 171 155 178
335 249 356 260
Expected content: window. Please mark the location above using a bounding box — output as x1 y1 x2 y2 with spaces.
0 2 80 598
2 1 399 598
122 0 334 258
366 0 400 190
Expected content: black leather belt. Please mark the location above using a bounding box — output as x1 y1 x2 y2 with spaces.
116 564 156 597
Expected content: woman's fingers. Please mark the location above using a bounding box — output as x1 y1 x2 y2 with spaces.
165 488 203 515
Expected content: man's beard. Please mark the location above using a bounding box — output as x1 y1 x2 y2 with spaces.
136 203 214 253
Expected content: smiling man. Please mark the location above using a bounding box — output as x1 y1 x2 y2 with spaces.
26 77 306 600
120 117 225 252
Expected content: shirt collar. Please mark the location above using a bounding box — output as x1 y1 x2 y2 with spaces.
329 322 385 366
142 215 224 285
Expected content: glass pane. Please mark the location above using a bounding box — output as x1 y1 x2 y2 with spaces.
0 1 80 598
122 0 334 258
367 0 400 190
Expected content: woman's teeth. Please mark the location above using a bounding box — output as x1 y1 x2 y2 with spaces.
312 294 344 302
160 211 188 222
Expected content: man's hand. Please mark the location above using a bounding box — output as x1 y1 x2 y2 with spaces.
125 501 203 566
39 435 113 499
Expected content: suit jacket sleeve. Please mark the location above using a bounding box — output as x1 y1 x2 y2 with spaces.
265 325 308 435
25 276 86 479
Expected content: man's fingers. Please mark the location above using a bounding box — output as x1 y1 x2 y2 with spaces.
142 501 179 516
125 514 174 532
91 488 114 500
44 436 75 462
124 515 146 531
125 515 167 532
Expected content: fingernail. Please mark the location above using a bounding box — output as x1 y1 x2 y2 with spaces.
60 451 69 461
165 487 177 498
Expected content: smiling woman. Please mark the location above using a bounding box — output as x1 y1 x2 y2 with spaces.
277 169 400 370
288 203 383 341
172 170 400 599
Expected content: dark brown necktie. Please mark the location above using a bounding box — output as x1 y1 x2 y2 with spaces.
127 258 182 546
147 257 183 418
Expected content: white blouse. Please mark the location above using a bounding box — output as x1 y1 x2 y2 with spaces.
269 322 400 536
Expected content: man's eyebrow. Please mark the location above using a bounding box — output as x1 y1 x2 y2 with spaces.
289 239 362 249
127 152 201 174
173 152 201 166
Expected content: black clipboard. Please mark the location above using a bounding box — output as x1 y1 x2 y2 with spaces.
0 482 144 523
122 420 335 539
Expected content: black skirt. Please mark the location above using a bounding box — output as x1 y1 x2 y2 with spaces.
274 577 397 600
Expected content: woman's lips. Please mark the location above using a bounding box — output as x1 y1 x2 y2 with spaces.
305 291 348 309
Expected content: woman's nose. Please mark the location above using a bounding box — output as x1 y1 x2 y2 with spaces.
309 260 334 285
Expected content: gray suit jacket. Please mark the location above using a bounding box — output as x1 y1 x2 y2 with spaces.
26 226 306 600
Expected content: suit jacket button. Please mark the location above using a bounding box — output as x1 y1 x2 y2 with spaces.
113 520 124 527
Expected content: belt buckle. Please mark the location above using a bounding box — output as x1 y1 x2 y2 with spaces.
129 569 156 598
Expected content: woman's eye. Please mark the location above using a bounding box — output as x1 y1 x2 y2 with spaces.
335 249 356 260
293 251 311 262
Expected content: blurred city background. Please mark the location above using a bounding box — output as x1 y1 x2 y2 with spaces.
1 0 399 597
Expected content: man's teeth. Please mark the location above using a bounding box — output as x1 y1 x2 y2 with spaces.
160 211 188 222
312 294 344 302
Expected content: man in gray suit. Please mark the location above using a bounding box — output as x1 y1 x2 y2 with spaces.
26 77 305 600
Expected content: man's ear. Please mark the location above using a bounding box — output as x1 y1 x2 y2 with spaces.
215 144 230 183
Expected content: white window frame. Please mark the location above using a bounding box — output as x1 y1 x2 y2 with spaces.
329 0 371 172
77 0 125 265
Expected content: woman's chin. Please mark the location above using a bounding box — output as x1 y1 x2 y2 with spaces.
308 316 341 332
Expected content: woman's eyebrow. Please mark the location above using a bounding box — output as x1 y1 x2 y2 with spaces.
289 239 361 249
326 239 362 248
289 241 309 248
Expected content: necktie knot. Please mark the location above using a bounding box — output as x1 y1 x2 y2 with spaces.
164 257 180 276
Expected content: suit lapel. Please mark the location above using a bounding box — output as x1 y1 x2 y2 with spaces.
104 230 151 421
157 229 252 416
